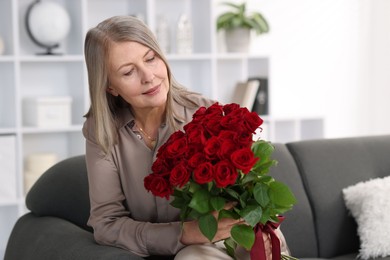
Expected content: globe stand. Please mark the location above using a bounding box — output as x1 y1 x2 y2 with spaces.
25 0 70 56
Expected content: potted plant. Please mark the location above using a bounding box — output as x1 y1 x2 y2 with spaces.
217 2 269 52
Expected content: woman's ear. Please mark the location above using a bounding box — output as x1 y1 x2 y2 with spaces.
106 86 119 96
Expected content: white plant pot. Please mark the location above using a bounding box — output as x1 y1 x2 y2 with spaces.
225 28 250 53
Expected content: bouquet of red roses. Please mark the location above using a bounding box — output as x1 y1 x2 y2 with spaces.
144 102 296 259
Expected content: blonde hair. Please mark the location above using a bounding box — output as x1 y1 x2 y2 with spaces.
84 15 198 154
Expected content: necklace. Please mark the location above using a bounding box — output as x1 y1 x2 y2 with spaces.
137 125 157 147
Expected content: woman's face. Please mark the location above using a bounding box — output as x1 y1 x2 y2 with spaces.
107 41 169 110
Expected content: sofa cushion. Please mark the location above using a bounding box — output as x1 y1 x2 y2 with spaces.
25 155 92 232
269 144 317 258
342 176 390 259
286 135 390 258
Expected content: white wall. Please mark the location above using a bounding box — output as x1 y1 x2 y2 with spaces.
245 0 390 138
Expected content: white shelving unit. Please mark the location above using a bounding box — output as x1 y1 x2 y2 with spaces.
0 0 324 256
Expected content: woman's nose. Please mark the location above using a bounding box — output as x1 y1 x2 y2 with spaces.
141 66 155 84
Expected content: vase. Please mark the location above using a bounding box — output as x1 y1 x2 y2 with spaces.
225 28 250 53
176 14 193 54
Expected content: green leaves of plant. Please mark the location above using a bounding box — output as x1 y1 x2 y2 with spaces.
240 205 262 227
189 189 211 214
216 2 270 34
210 196 225 211
199 213 217 242
254 182 270 207
231 224 255 250
269 181 297 208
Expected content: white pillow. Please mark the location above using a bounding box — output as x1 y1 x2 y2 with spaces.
342 176 390 260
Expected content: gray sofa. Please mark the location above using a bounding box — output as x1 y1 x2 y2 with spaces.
5 135 390 260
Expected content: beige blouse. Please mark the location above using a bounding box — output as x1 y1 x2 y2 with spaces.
83 94 215 257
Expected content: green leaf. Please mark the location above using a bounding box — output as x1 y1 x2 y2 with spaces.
240 205 262 227
199 214 217 242
260 208 271 224
178 206 191 221
252 140 275 161
241 171 257 184
210 196 225 211
218 209 240 220
170 197 187 209
231 224 255 250
189 189 211 214
252 13 270 33
269 181 297 208
259 175 274 183
189 181 201 193
253 182 270 207
225 187 240 200
239 190 250 206
187 208 202 220
224 237 237 258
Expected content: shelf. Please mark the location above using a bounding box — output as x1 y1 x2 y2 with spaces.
18 55 84 62
0 128 17 135
166 53 213 60
22 125 83 134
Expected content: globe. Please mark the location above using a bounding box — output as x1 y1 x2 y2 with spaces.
26 1 71 54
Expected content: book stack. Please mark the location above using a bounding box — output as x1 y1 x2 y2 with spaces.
231 78 268 115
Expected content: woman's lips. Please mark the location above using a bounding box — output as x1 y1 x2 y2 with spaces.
143 85 160 95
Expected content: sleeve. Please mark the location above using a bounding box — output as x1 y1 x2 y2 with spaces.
82 121 185 257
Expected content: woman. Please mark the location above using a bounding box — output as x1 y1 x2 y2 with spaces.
83 15 289 259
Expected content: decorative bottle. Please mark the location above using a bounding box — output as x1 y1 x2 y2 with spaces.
176 14 193 54
156 15 171 54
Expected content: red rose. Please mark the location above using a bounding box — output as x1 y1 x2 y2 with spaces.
191 106 207 122
186 123 207 145
144 174 172 199
193 162 214 184
217 138 237 160
205 103 224 117
214 160 239 188
165 134 188 158
204 115 223 136
236 131 253 148
169 162 190 188
220 114 241 130
243 111 263 133
231 147 259 174
223 103 240 115
151 158 168 175
204 136 221 160
188 152 206 169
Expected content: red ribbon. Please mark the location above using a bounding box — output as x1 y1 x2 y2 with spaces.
250 216 285 260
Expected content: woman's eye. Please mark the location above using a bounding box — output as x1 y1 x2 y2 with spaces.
124 69 134 76
146 55 156 62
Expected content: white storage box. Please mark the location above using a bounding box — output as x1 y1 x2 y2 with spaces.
23 96 72 127
0 135 17 201
24 153 58 194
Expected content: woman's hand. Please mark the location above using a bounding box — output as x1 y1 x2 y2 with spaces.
180 202 245 245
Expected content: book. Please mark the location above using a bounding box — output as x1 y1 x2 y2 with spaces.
231 80 260 110
248 77 269 115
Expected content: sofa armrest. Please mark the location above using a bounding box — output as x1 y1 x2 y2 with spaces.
5 213 144 260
